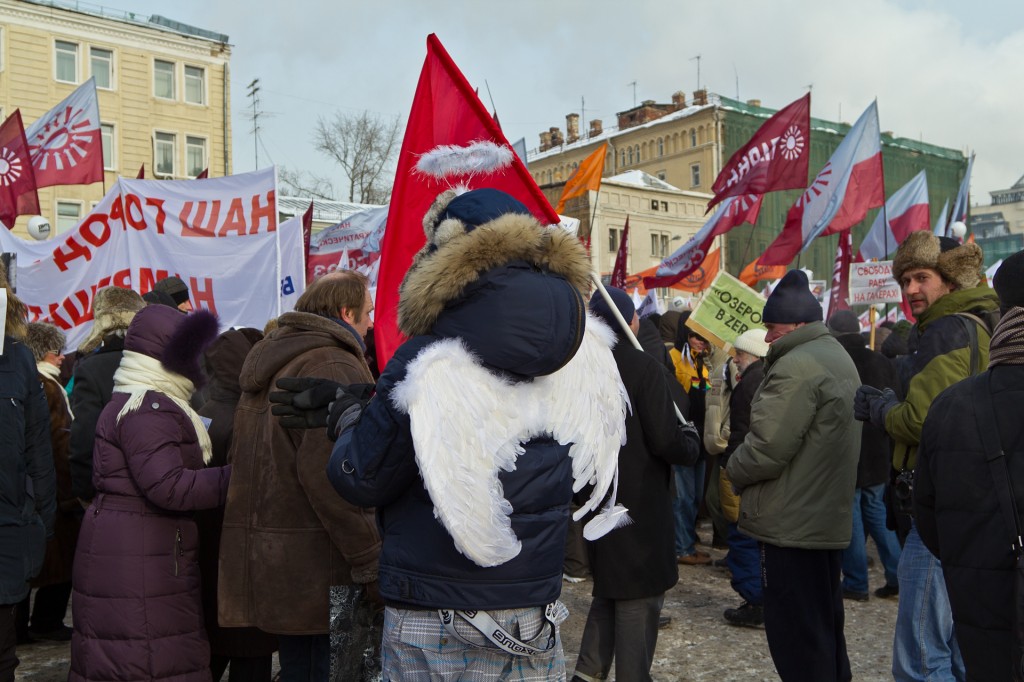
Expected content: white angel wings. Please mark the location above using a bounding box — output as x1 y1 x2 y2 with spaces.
389 313 631 567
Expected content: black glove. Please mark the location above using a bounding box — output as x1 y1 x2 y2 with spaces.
270 377 344 429
867 388 898 430
326 384 376 441
853 385 882 422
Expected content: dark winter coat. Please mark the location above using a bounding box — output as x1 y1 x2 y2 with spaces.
329 211 603 611
218 312 380 635
915 365 1024 682
588 337 700 600
196 329 277 660
724 359 764 463
834 332 901 488
637 317 674 375
0 340 56 605
70 390 230 682
33 374 80 587
69 335 124 501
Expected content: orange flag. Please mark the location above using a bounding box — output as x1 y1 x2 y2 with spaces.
554 142 608 214
739 256 786 287
631 248 721 293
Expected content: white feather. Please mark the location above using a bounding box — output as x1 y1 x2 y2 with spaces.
390 314 630 568
415 141 514 179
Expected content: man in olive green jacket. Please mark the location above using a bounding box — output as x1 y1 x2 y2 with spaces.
854 231 998 681
726 269 860 682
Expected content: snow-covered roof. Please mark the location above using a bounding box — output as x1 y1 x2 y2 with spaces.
278 196 384 224
604 170 681 192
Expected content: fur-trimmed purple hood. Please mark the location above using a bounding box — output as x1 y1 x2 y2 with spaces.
124 306 219 387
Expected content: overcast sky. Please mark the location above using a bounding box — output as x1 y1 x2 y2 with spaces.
124 0 1024 205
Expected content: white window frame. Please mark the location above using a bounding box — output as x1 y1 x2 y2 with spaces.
55 200 83 234
608 227 620 254
650 230 670 258
153 131 177 177
690 163 701 188
90 47 114 90
183 65 206 105
54 40 79 84
185 135 207 178
100 123 115 171
153 59 176 100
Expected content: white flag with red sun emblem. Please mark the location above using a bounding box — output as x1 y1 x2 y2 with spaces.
25 77 103 188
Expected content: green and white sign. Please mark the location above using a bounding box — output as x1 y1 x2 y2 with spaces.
688 271 766 350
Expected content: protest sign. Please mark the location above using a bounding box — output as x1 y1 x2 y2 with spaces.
0 168 286 349
849 260 901 305
307 206 388 287
688 271 766 349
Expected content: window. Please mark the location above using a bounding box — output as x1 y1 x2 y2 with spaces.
651 200 660 211
154 60 175 99
56 201 82 234
627 147 634 165
690 163 701 187
661 201 668 212
184 65 205 104
154 132 176 176
100 123 115 170
55 40 78 83
658 138 664 157
186 136 206 177
690 129 697 147
90 47 113 89
620 151 626 167
608 228 620 253
650 231 670 258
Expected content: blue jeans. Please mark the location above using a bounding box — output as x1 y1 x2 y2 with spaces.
891 524 965 681
278 634 329 682
841 484 902 592
726 523 762 605
672 460 705 557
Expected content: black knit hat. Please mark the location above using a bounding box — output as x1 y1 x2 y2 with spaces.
589 286 635 331
763 270 822 324
994 249 1024 311
154 276 190 307
827 310 860 335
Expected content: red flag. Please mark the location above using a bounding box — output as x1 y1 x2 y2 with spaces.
301 200 313 274
827 231 853 317
196 168 209 179
708 93 811 211
643 194 762 289
374 34 559 368
609 217 629 288
759 101 883 266
0 110 40 229
25 77 104 188
136 164 145 179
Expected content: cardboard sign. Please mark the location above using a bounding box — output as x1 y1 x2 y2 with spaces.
849 261 902 304
688 271 766 349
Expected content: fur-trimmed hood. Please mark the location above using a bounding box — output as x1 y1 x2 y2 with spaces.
123 306 219 388
398 210 591 379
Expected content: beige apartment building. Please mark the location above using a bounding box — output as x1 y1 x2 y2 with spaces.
0 0 231 236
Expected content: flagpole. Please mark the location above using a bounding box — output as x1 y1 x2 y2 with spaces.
878 101 890 323
590 271 691 428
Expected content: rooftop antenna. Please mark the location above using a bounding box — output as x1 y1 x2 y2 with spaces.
627 81 637 107
246 78 261 169
691 54 702 90
733 62 739 99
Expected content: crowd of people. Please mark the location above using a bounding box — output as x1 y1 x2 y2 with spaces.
0 186 1022 682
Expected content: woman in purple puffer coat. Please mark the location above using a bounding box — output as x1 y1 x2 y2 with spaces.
70 305 229 682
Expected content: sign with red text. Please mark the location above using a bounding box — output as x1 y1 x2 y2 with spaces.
0 168 284 349
306 205 388 285
849 260 902 304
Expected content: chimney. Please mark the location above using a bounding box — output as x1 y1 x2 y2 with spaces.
746 99 762 108
641 99 656 107
672 90 686 108
566 113 580 144
549 126 564 147
589 119 603 137
693 89 708 106
539 131 552 152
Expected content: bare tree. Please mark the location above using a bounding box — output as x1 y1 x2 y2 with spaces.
314 111 400 204
278 166 336 201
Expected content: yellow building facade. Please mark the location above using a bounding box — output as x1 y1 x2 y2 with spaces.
0 0 231 236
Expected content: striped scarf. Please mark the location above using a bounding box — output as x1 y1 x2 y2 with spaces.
988 307 1024 368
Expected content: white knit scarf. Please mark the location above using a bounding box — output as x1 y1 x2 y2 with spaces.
36 361 73 420
112 350 212 464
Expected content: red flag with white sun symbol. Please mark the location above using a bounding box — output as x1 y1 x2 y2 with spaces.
707 92 810 212
25 77 103 188
0 110 40 229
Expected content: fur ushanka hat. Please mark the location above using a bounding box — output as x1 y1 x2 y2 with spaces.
892 231 983 290
80 286 146 354
25 322 67 363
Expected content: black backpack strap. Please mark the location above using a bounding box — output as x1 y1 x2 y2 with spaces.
974 374 1023 555
956 313 982 377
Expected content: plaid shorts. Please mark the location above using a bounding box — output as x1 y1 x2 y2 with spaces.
381 602 569 681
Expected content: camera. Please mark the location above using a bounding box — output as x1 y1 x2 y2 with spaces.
893 470 915 515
